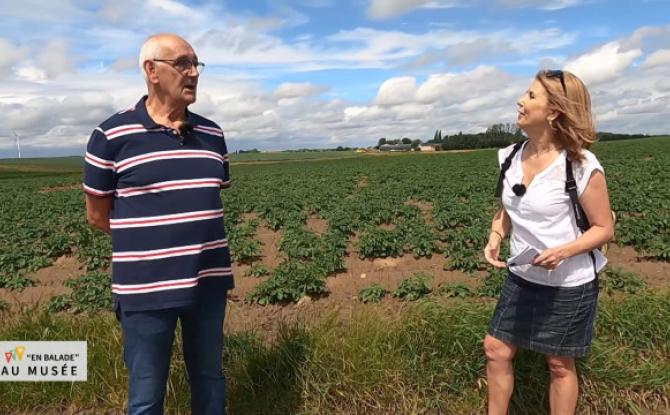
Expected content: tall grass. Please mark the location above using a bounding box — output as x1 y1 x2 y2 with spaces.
1 291 668 414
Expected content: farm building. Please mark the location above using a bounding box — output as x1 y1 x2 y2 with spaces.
379 144 412 152
418 145 438 152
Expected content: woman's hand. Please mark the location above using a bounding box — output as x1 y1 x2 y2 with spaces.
484 233 507 269
532 246 569 270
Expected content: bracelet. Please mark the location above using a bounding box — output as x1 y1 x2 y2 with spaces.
490 230 505 240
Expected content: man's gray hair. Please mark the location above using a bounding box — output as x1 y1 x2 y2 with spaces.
138 36 163 81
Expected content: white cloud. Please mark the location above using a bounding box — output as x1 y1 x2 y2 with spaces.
564 42 642 85
375 77 417 106
146 0 196 16
273 82 328 99
344 105 388 123
0 0 88 23
641 49 670 69
0 38 29 78
497 0 581 10
416 65 511 104
37 39 75 78
367 0 462 20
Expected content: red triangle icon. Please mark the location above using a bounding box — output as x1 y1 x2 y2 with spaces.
4 352 12 363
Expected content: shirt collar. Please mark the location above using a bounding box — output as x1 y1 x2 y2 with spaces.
134 95 196 129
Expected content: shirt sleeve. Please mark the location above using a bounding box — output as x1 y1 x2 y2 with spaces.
221 132 231 189
575 150 604 197
83 128 117 197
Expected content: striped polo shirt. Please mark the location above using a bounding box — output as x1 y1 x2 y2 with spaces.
83 96 234 311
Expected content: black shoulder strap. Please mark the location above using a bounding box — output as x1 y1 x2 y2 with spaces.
567 158 599 277
565 159 591 233
494 140 525 197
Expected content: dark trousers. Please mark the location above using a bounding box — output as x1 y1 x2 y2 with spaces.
116 292 227 415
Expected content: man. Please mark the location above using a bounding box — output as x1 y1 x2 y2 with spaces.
83 33 233 415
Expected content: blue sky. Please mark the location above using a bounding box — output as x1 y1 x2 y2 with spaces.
0 0 669 156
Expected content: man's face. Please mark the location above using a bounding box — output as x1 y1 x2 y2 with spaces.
152 40 200 106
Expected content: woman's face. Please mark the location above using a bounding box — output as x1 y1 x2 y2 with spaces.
516 79 553 132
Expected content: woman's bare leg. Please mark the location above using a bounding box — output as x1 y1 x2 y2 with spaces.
484 335 518 415
546 355 578 415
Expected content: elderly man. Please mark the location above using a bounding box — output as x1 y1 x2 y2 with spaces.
83 33 233 414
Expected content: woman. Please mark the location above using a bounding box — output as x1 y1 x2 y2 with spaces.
482 69 614 415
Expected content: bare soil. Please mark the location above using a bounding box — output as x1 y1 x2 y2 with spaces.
1 241 667 338
0 255 79 311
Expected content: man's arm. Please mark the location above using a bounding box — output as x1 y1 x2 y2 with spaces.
85 194 112 234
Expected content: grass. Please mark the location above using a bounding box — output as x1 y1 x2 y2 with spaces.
0 291 668 414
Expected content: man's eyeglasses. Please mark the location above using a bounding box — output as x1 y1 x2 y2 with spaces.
152 57 205 75
545 69 566 95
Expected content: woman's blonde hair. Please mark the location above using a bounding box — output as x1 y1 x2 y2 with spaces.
536 70 595 162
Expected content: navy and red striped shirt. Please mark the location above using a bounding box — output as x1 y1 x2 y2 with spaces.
83 96 234 311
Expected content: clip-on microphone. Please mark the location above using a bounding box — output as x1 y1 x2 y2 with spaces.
512 183 527 196
177 122 194 145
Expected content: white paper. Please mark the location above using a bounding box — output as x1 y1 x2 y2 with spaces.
592 249 608 272
507 246 540 266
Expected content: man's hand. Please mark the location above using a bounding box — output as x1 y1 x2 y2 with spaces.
484 233 507 269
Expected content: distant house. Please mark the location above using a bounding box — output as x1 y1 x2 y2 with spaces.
418 145 437 152
380 144 412 152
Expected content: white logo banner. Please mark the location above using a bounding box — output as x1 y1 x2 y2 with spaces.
0 341 87 382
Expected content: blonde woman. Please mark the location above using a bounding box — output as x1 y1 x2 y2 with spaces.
482 70 614 415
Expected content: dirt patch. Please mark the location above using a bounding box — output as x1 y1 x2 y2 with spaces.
326 252 482 303
405 199 434 225
227 223 284 302
378 223 396 231
306 216 328 235
39 184 81 193
0 255 81 311
606 244 670 290
254 224 283 268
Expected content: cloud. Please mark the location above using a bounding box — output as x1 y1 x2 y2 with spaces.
641 48 670 68
564 42 642 85
445 38 515 66
416 65 512 104
0 0 88 23
273 82 329 99
367 0 461 20
36 39 75 78
497 0 581 10
0 38 29 78
620 25 670 52
375 77 417 106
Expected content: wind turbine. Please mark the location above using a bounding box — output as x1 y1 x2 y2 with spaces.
11 129 21 159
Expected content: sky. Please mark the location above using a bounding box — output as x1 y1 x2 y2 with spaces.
0 0 669 157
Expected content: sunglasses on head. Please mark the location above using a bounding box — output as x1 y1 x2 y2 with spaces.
545 69 567 95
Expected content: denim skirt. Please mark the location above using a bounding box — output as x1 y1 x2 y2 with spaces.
488 271 598 357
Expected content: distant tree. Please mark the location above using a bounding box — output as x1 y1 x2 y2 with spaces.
411 139 421 149
377 138 387 147
401 137 412 145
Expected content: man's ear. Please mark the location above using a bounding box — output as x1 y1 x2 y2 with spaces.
143 60 159 84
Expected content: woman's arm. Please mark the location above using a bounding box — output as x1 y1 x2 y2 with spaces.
484 205 512 268
533 170 614 269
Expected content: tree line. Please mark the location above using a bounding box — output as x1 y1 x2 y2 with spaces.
375 124 663 151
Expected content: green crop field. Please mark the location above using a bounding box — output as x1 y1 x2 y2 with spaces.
0 137 668 414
